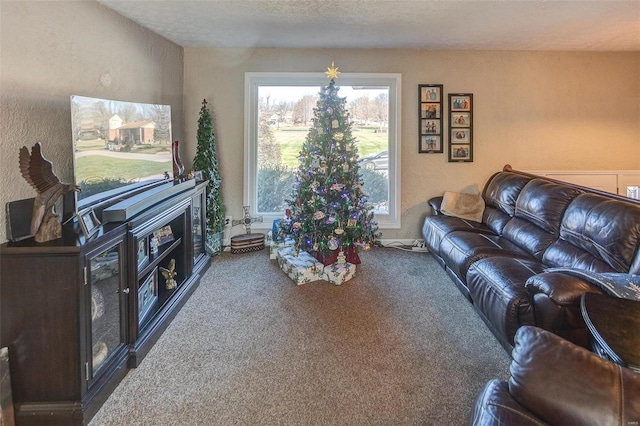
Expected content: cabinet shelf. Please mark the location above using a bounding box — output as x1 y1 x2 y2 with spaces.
138 237 182 279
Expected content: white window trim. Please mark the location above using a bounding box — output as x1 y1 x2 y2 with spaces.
244 72 401 230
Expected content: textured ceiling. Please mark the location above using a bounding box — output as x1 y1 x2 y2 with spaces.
97 0 640 51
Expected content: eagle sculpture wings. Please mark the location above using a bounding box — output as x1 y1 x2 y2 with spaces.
159 258 177 290
19 142 80 242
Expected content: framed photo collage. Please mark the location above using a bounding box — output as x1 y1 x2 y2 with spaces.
418 85 473 162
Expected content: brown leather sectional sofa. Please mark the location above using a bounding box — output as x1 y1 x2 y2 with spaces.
422 165 640 351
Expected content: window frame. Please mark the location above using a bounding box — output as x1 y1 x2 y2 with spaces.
244 72 401 230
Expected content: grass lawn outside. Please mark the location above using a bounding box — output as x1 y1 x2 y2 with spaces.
76 156 172 183
274 125 388 168
76 139 171 155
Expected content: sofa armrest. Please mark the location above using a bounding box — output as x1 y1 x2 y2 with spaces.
526 272 603 305
509 326 640 426
428 196 444 215
470 379 547 426
525 272 604 347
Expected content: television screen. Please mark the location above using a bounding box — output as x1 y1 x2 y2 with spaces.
70 95 173 210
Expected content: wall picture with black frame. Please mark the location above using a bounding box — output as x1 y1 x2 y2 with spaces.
448 93 473 162
418 84 443 153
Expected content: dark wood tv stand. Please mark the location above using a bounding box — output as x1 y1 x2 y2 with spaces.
0 180 210 426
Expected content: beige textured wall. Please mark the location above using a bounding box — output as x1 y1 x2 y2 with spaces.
0 1 183 243
1 3 638 245
183 48 640 241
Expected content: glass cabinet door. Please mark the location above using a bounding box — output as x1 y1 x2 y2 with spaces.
88 242 126 378
192 189 206 264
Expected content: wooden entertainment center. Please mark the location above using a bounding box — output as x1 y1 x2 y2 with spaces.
0 179 210 425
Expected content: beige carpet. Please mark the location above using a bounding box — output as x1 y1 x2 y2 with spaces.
89 248 510 425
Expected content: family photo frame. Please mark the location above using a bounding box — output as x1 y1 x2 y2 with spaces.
448 93 473 162
138 268 158 325
137 236 149 270
79 209 100 239
418 84 444 153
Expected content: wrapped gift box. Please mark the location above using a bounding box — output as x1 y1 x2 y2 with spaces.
277 249 324 285
276 246 296 259
269 237 295 260
323 262 356 285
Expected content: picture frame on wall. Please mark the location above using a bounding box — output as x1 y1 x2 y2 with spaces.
448 93 473 162
451 129 471 143
420 135 441 153
450 94 472 111
418 84 444 153
451 144 472 161
420 103 440 119
451 112 471 127
422 119 441 134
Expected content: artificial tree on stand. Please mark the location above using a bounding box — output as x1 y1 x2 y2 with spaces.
193 99 225 256
281 63 381 270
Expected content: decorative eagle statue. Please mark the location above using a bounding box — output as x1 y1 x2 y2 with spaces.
19 142 80 242
159 258 177 290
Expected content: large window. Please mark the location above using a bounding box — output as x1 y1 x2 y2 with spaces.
244 72 401 229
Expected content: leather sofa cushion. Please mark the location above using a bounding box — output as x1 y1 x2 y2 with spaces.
470 379 546 426
500 179 582 260
510 327 640 426
483 172 532 217
467 257 543 346
558 193 640 273
512 179 582 234
422 215 494 257
482 206 512 235
439 232 532 281
542 238 617 272
502 217 558 260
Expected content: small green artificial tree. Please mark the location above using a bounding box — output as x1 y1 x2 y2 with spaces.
283 64 380 264
194 99 225 254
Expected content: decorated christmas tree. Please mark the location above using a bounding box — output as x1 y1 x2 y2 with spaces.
193 99 225 255
282 63 380 265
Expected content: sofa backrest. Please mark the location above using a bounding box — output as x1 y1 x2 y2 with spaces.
543 193 640 273
502 179 583 260
481 172 532 235
481 168 640 272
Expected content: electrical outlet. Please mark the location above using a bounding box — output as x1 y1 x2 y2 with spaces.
225 216 232 227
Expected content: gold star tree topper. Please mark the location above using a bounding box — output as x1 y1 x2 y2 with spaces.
325 62 341 79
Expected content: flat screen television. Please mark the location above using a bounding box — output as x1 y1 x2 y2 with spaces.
70 95 173 214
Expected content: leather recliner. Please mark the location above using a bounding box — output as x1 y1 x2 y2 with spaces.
470 326 640 426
